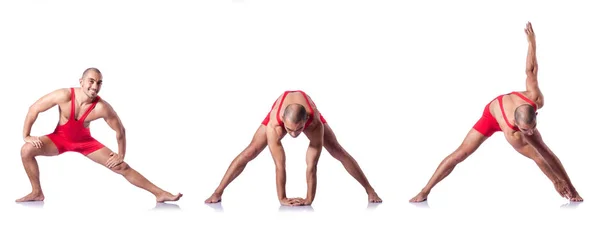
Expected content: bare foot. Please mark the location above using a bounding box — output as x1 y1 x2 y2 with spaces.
570 194 583 202
368 192 382 203
409 192 428 203
16 192 45 202
156 192 183 203
205 193 222 203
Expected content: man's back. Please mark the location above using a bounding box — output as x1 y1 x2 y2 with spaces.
489 91 540 134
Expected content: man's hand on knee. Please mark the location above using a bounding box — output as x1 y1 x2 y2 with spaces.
106 152 124 168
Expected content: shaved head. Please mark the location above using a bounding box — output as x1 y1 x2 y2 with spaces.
514 104 536 126
282 103 308 124
82 67 102 79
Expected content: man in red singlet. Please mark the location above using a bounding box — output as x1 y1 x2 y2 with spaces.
205 90 382 206
409 22 583 203
16 68 183 203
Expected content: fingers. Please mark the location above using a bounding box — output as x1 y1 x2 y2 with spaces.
106 159 114 168
106 157 117 168
106 153 121 168
281 198 306 206
28 137 44 148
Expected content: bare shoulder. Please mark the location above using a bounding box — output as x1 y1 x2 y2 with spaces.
95 98 118 117
304 92 322 116
48 88 72 102
517 90 544 109
303 92 318 107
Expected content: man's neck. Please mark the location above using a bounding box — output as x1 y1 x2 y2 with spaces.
75 88 96 105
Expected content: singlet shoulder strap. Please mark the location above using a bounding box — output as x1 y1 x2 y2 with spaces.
499 94 518 130
275 91 291 126
511 91 538 111
69 88 76 120
78 96 101 122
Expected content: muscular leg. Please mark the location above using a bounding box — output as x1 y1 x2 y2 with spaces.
321 123 382 203
205 125 269 203
16 136 59 202
409 129 488 202
86 147 182 203
510 141 572 200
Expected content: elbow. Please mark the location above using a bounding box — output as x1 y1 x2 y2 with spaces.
526 65 538 76
116 128 126 140
275 164 285 172
307 166 317 175
274 160 286 172
27 106 40 118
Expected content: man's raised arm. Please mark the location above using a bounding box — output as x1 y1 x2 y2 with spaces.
524 22 542 99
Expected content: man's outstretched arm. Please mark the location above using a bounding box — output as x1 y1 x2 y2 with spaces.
102 101 127 168
304 124 324 205
524 130 582 200
266 125 290 204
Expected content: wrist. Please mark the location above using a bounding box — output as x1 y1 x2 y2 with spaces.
305 197 314 204
529 41 536 47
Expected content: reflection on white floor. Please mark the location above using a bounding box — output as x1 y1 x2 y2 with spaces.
152 203 182 211
5 183 597 239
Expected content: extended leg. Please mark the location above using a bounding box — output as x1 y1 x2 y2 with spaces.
321 124 381 203
16 136 60 202
86 147 182 202
409 129 488 202
205 125 269 203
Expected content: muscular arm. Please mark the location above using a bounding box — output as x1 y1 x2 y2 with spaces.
266 124 287 201
524 132 575 190
102 101 126 157
524 23 543 106
23 89 69 139
525 38 539 92
304 123 324 204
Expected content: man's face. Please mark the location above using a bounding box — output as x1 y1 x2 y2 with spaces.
283 120 305 138
516 119 537 136
80 71 103 98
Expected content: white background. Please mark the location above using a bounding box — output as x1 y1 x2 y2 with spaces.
0 0 598 238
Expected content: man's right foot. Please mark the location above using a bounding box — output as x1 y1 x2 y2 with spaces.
409 192 428 203
156 192 183 203
205 193 222 203
16 192 45 202
368 192 383 203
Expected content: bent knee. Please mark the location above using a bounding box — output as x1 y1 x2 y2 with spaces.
110 162 131 174
21 143 38 159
